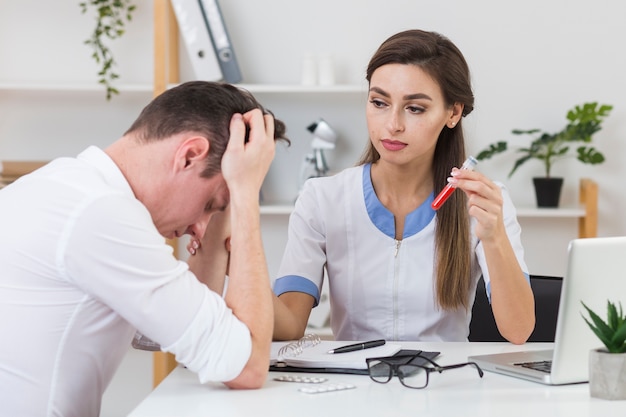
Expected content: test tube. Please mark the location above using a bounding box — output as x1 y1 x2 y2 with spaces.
431 156 478 211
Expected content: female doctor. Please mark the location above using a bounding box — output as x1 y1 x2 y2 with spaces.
270 29 534 344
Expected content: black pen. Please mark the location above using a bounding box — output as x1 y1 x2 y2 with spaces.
327 339 386 354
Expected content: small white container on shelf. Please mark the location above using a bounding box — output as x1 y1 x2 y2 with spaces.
300 53 317 86
317 54 335 86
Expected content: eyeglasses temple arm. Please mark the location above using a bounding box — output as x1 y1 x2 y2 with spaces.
437 362 484 377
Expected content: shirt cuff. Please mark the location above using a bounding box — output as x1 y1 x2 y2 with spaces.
273 275 320 307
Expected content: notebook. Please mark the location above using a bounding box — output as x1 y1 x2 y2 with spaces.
269 335 439 375
271 336 402 369
468 236 626 385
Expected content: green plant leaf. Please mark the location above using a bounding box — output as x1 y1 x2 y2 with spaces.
508 155 533 177
475 102 612 178
577 147 605 164
607 301 619 329
610 326 626 353
475 142 507 161
511 128 541 136
605 302 626 353
581 302 614 348
582 315 614 350
581 301 626 353
81 0 136 100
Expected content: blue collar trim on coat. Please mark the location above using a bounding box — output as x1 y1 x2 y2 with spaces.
362 163 435 239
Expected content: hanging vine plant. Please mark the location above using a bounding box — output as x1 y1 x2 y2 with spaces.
80 0 137 100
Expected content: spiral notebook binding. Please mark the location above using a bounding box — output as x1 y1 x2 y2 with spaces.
277 333 322 361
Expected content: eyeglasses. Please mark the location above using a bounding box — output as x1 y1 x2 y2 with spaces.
366 353 484 389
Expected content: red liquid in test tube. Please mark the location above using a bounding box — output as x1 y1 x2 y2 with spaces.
431 156 478 210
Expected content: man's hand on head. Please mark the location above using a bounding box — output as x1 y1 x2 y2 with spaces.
221 110 276 202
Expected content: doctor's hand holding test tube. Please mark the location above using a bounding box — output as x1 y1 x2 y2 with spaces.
431 156 478 210
434 155 518 246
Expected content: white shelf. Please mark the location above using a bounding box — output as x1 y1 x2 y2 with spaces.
261 204 587 218
237 84 366 94
164 83 367 94
516 206 586 218
0 82 366 95
0 82 153 93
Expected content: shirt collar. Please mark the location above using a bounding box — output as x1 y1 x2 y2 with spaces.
362 163 435 239
77 146 135 197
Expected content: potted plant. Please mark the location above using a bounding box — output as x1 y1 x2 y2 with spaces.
581 300 626 400
476 102 612 207
80 0 137 100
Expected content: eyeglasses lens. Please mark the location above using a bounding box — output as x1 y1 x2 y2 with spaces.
368 360 428 388
397 365 427 388
367 359 392 382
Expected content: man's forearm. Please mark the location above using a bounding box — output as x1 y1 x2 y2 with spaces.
223 197 273 388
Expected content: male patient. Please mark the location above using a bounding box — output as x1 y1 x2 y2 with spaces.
0 81 288 417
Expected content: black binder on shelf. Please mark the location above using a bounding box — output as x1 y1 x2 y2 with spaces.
198 0 243 83
171 0 223 81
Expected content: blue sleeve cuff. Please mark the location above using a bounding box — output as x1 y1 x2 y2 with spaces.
273 275 321 307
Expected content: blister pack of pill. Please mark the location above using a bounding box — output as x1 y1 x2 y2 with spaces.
298 383 356 394
273 375 328 384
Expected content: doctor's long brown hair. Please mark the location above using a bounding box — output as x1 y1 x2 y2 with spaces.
358 29 475 310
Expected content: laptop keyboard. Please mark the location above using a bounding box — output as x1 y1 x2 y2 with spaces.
514 360 552 373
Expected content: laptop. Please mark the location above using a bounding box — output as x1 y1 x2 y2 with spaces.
468 236 626 385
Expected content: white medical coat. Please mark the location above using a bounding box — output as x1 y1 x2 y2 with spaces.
274 164 528 341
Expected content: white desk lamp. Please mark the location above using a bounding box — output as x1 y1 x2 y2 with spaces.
304 118 337 178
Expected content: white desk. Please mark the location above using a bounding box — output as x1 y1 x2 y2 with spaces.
128 342 624 416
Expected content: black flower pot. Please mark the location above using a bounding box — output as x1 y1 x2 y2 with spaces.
533 177 564 207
